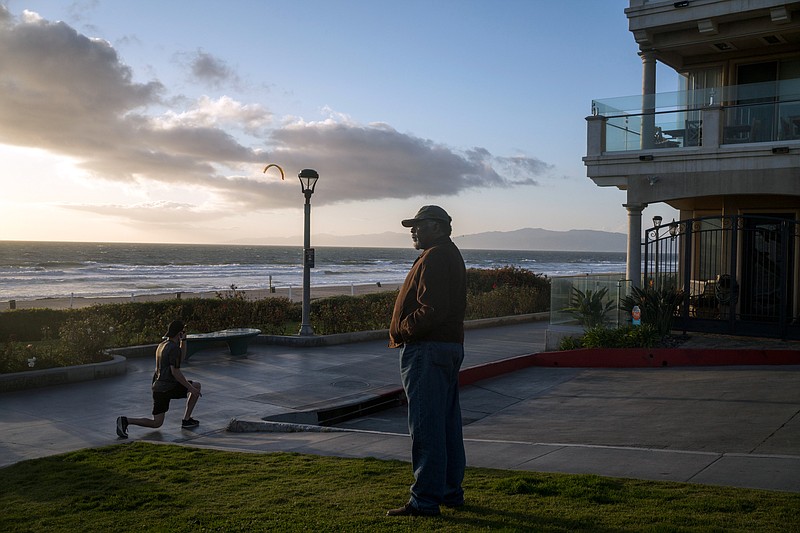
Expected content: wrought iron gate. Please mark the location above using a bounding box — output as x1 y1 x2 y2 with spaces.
643 214 799 339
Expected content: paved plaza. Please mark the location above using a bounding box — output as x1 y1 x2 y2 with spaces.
1 320 799 493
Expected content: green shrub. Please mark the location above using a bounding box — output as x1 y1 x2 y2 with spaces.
626 323 662 348
1 337 26 373
558 336 583 350
466 285 548 319
562 287 615 328
311 291 397 335
0 338 69 373
214 284 247 300
465 266 550 319
249 298 300 335
77 301 180 346
579 324 660 349
581 325 620 348
0 268 551 371
620 286 683 338
311 271 550 334
0 309 72 341
466 266 550 295
58 314 116 359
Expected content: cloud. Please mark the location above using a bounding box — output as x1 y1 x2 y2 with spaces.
61 201 226 224
185 49 239 89
0 8 264 184
0 7 554 224
0 9 161 120
247 120 547 207
493 154 552 185
156 95 272 135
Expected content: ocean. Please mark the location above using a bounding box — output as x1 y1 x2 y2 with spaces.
0 241 626 301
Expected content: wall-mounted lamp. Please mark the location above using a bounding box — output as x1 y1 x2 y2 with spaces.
771 6 790 22
674 1 690 7
648 176 660 186
639 154 654 161
772 146 790 154
697 19 718 34
652 215 663 228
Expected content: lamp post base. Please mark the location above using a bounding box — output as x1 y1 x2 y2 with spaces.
298 324 315 336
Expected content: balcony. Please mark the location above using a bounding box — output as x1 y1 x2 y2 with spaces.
589 80 800 153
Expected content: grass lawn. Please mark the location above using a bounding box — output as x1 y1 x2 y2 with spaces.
1 443 797 532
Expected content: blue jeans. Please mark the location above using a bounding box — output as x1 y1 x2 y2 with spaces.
400 341 466 513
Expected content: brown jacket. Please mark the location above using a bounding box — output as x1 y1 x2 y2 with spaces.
389 237 466 348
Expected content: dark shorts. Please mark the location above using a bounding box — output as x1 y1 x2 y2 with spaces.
152 382 189 415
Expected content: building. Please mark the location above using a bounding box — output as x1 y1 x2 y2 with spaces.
584 0 800 339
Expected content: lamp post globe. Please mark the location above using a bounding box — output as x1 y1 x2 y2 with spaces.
298 169 319 336
299 168 319 196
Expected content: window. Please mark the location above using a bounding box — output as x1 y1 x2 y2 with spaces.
732 59 800 142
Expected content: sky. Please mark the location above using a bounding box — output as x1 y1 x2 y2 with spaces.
0 0 679 245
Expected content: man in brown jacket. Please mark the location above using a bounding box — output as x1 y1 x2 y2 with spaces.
386 205 467 517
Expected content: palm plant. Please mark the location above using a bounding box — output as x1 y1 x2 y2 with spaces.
562 287 616 328
620 285 684 338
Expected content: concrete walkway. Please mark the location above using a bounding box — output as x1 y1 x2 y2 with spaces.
1 320 799 494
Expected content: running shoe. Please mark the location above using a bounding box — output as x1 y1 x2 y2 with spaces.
181 417 200 428
115 416 128 438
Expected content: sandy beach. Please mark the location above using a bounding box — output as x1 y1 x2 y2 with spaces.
2 283 402 312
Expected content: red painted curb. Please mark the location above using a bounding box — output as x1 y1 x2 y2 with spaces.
459 354 540 386
530 348 800 368
456 348 800 385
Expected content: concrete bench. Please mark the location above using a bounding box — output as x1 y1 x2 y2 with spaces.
185 328 261 360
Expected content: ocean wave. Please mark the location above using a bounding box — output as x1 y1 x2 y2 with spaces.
0 242 626 301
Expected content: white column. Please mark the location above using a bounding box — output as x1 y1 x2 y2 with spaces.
624 203 646 288
640 50 657 150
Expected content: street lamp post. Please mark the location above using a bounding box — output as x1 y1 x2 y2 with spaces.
298 169 319 336
652 215 662 289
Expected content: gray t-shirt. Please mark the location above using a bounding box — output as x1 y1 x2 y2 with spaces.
152 339 181 392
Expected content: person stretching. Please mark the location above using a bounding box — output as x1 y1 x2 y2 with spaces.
116 320 202 438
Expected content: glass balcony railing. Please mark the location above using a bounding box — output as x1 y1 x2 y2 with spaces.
592 80 800 152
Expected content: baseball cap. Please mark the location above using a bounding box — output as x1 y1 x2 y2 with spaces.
165 320 186 338
401 205 452 227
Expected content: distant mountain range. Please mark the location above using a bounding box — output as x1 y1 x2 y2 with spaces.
454 228 626 252
238 227 627 252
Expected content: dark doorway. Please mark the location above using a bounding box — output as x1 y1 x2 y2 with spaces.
739 214 795 323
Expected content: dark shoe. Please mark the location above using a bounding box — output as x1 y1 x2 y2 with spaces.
181 417 200 428
386 503 440 517
116 416 128 438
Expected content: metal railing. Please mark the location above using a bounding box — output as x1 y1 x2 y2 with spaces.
644 215 799 339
